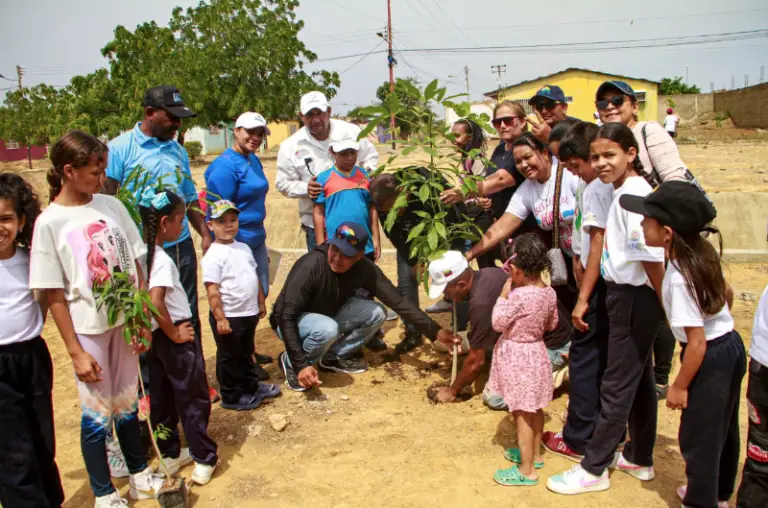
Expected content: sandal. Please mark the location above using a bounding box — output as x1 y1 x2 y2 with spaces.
503 448 544 469
493 465 538 486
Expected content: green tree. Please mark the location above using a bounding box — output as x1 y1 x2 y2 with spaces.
375 78 430 139
659 76 701 95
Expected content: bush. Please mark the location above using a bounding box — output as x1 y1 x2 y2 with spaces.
185 141 203 159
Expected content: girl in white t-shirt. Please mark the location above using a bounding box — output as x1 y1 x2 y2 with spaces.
0 173 64 507
140 189 218 486
620 181 745 508
28 131 162 506
548 123 667 496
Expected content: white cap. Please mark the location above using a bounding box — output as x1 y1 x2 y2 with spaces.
300 91 329 115
427 251 469 299
331 139 360 153
235 112 271 134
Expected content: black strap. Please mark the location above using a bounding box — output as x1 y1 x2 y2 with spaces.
552 159 564 249
640 124 661 188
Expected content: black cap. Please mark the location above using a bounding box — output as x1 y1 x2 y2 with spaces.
329 222 368 256
619 181 716 235
596 80 636 101
142 85 197 118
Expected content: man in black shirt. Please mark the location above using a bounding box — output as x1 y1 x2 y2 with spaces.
270 222 459 391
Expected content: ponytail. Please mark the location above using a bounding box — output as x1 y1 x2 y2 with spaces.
48 130 107 202
138 188 184 286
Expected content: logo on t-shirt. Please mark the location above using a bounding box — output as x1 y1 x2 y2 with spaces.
68 220 133 286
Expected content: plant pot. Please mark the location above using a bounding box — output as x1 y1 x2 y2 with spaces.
157 477 188 508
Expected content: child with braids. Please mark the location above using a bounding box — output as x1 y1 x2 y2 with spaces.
140 188 218 486
488 233 559 487
29 131 163 506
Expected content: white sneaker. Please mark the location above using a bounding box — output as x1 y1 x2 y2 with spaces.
546 464 610 495
94 490 128 508
425 300 452 313
190 462 216 485
610 452 655 481
161 447 193 476
129 467 164 500
107 438 129 478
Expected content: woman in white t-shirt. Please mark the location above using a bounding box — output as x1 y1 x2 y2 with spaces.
0 173 64 507
620 181 745 508
28 131 162 506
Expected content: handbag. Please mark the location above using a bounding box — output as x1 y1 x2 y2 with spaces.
547 160 569 286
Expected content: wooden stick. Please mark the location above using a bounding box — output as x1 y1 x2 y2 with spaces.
451 300 458 385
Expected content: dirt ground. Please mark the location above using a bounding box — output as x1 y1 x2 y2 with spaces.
2 128 767 507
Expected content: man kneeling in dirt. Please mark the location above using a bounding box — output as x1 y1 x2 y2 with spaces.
270 222 460 392
427 251 572 407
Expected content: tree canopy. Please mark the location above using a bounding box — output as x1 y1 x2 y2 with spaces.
659 76 701 95
374 78 431 139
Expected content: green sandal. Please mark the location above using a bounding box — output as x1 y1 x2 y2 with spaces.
493 465 538 486
503 448 544 469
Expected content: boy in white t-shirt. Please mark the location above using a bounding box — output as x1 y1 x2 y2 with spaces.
202 200 280 411
664 108 679 139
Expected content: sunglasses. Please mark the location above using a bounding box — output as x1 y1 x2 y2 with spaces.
534 100 562 111
336 227 360 246
596 95 626 110
492 116 520 127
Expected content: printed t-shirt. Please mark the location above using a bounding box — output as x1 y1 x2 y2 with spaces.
579 179 613 269
314 165 374 255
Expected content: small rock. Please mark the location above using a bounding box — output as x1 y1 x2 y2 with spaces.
739 292 757 302
226 434 234 442
326 409 332 415
340 394 350 401
269 413 290 432
246 424 263 437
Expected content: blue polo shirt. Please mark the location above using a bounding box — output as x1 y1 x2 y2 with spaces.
106 123 199 247
204 148 269 248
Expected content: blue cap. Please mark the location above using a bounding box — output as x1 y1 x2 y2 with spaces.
530 85 566 106
329 222 368 256
596 80 636 101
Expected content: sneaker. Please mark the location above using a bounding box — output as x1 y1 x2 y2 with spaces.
366 332 388 352
161 448 193 476
542 431 584 463
94 490 129 508
209 387 221 403
254 352 273 365
191 462 216 485
319 357 368 374
677 485 729 508
610 452 655 481
546 464 610 495
426 300 452 313
138 395 150 421
221 393 263 411
385 308 399 321
394 332 423 354
129 467 165 500
256 382 282 399
107 437 129 478
278 352 307 392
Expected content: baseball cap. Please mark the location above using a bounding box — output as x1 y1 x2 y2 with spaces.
619 181 716 235
331 137 360 153
300 91 329 115
530 85 566 107
427 251 470 299
142 85 197 118
208 199 240 220
235 112 271 134
329 222 368 257
596 80 636 101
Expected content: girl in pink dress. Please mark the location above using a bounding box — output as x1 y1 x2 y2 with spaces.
488 233 559 487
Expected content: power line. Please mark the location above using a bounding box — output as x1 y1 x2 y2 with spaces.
338 40 385 75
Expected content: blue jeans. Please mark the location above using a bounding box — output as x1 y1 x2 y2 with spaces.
303 225 317 253
249 243 270 298
548 341 571 371
278 298 386 369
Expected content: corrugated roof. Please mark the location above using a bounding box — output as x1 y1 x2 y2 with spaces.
483 67 660 98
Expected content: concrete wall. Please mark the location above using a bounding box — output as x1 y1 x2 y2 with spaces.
709 192 768 261
658 94 714 124
714 83 768 128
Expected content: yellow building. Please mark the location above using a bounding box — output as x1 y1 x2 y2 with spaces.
485 67 659 122
265 120 300 150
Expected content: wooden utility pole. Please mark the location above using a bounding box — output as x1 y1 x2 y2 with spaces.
464 65 470 101
491 64 506 97
16 65 32 169
387 0 396 149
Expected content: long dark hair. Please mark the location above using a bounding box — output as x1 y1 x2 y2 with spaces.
671 228 727 315
48 131 108 202
138 190 184 285
454 118 487 159
594 123 644 173
0 173 41 248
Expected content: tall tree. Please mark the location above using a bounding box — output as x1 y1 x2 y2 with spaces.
659 76 701 95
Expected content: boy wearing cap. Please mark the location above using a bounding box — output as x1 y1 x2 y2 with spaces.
201 200 281 410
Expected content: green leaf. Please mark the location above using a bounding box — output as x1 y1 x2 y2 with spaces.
427 227 438 250
406 221 427 242
414 210 431 219
434 222 447 239
358 115 385 141
424 79 439 101
417 184 430 203
428 181 444 191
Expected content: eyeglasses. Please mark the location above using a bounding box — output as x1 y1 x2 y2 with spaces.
336 226 359 246
534 100 562 111
492 116 520 127
596 95 626 110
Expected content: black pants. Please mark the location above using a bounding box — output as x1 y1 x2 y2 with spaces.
737 359 768 508
582 283 663 474
148 326 217 465
680 331 745 508
563 279 610 455
653 323 676 386
0 337 64 508
210 313 260 404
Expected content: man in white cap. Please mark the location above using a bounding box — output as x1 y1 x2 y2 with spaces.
276 91 379 252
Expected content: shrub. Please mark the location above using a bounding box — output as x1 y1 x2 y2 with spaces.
185 141 203 159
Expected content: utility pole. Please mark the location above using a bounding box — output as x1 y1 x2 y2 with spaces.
731 76 735 90
16 65 31 169
685 65 689 84
386 0 396 149
491 64 506 97
745 74 749 87
464 65 470 102
761 65 765 84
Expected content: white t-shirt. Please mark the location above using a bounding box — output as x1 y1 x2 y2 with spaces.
750 285 768 368
201 241 260 317
662 262 734 343
29 194 147 335
600 176 665 286
505 161 579 255
149 247 192 331
579 179 614 269
664 114 679 133
0 248 43 346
